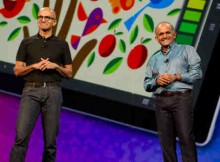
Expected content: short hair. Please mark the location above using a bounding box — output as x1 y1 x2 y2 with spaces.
155 21 175 34
39 7 56 20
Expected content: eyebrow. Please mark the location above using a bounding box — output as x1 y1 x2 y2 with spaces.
38 15 55 20
158 31 172 36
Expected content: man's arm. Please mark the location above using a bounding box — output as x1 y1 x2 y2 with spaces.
55 64 73 78
14 61 36 76
14 58 52 76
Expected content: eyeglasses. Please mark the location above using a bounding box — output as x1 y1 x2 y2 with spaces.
38 15 55 21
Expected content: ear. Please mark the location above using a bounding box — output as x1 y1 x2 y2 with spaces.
173 32 177 38
52 20 57 27
155 36 159 42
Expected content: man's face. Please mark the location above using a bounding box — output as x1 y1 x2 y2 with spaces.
155 23 176 48
37 8 56 31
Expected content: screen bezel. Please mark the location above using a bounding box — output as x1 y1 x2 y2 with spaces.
0 0 219 146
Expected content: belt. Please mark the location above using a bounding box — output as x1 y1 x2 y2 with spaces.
156 89 191 97
25 81 60 88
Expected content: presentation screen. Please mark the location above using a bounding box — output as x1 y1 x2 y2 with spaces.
0 0 219 145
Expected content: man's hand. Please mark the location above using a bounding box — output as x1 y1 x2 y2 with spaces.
156 73 176 86
37 58 73 78
33 58 58 71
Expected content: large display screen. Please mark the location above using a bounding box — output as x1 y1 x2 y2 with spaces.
0 0 219 146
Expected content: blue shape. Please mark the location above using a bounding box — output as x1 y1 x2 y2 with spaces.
149 0 174 9
124 0 174 31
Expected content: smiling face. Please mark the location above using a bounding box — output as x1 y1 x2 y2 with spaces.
155 22 176 51
37 7 57 33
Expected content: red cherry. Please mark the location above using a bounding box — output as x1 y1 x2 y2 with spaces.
0 0 27 18
120 0 135 10
98 34 116 57
127 44 148 69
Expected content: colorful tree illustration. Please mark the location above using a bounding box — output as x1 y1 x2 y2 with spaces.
0 0 181 78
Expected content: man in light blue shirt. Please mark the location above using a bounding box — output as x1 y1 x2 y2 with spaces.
144 22 202 162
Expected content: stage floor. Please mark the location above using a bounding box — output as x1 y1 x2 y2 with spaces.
0 91 220 162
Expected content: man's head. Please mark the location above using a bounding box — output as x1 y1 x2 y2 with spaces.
37 7 57 32
155 22 176 48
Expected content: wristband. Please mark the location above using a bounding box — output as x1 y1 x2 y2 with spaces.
174 74 177 81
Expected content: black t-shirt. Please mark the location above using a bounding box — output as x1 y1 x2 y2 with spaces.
16 34 72 82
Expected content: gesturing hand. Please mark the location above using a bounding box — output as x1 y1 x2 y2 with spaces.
156 73 176 86
39 58 58 71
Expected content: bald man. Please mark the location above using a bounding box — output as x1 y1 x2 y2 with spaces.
10 7 72 162
144 22 202 162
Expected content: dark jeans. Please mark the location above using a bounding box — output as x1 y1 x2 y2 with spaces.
155 93 197 162
10 86 63 162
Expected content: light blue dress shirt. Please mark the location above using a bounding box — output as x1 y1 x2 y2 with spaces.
144 42 202 94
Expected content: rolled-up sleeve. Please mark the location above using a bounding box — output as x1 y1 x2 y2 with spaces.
181 46 202 83
144 57 158 92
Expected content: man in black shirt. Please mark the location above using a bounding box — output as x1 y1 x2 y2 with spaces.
10 7 72 162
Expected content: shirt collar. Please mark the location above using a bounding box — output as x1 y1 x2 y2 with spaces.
160 41 176 54
37 33 55 40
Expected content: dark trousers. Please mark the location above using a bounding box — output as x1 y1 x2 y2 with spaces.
155 93 197 162
10 86 62 162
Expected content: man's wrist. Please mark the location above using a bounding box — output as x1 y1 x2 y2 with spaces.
174 74 177 81
174 73 181 81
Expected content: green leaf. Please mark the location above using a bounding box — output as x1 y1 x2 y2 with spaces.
87 51 95 67
108 18 122 31
0 21 8 27
32 3 40 19
17 16 31 24
167 8 181 16
119 39 126 53
130 25 138 44
103 57 123 74
8 27 21 41
143 14 154 33
142 38 152 44
115 31 124 36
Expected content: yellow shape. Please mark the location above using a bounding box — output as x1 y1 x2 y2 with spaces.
187 0 206 10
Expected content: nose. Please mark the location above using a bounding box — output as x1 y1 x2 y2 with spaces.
162 34 168 39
